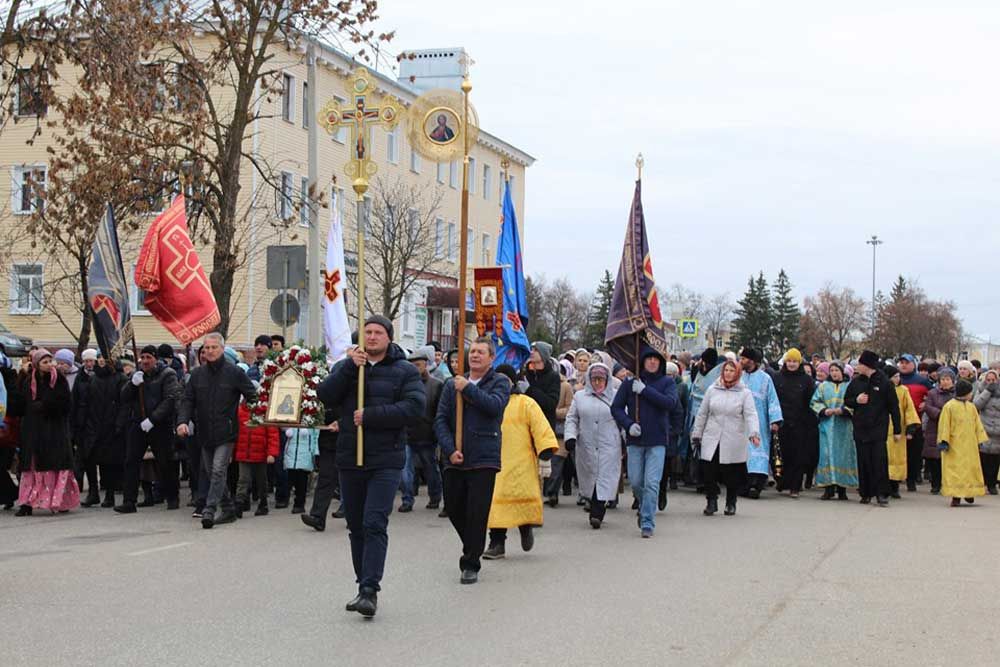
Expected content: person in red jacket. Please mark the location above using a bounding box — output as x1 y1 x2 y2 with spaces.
234 403 279 516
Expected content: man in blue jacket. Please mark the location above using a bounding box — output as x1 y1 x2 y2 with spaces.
317 315 425 618
611 347 678 538
435 337 511 585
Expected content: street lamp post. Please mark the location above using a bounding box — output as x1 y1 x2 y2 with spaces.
866 235 882 336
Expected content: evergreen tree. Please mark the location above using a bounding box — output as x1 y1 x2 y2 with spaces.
582 269 615 350
731 272 773 354
771 269 801 353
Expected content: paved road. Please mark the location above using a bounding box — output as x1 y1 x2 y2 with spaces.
2 482 996 666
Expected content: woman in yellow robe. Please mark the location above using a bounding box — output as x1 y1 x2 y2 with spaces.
484 365 558 559
938 379 988 506
886 366 920 497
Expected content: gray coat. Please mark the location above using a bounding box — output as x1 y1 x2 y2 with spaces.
564 364 621 501
692 381 760 464
973 385 1000 454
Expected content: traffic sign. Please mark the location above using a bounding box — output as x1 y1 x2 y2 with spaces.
679 319 699 338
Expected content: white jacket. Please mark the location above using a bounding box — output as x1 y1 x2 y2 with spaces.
692 381 760 464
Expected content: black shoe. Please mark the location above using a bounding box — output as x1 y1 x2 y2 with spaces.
101 491 116 508
964 497 975 504
14 505 32 517
355 589 378 617
989 487 998 496
931 487 940 495
460 570 478 585
437 507 448 518
426 499 440 510
951 497 962 507
704 498 718 516
81 491 100 507
876 497 889 507
345 593 362 612
236 498 251 513
192 508 204 518
214 511 237 525
291 505 305 514
255 502 269 516
275 500 289 509
820 487 835 500
483 543 505 560
166 499 180 510
114 502 137 514
860 497 871 505
398 503 413 513
906 481 917 492
332 505 345 519
631 498 639 510
748 488 761 500
520 526 534 552
724 503 736 516
890 491 901 499
576 496 586 506
302 514 325 531
201 512 215 529
607 500 618 509
546 495 558 508
837 487 849 501
589 517 602 529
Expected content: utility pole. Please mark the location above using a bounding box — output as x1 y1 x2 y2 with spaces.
306 42 321 347
866 235 882 337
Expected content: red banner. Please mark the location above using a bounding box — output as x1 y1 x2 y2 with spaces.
134 195 221 344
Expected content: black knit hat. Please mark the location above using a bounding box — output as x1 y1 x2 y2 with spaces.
701 348 719 368
140 344 158 357
496 363 517 386
157 343 174 359
858 350 880 369
364 314 394 340
884 364 900 378
254 334 273 347
740 347 762 363
956 379 974 397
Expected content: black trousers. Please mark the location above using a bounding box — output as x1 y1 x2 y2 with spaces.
589 488 607 521
123 429 178 504
543 453 566 498
980 452 1000 490
924 457 942 491
288 469 309 507
777 424 808 493
309 448 339 521
185 438 201 500
855 438 889 499
488 525 532 546
906 427 924 483
701 447 747 505
443 468 497 573
0 447 18 505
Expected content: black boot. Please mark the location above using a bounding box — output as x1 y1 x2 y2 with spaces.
254 500 269 516
14 505 32 517
355 588 378 617
101 490 115 508
703 497 718 516
301 513 325 531
519 525 534 552
724 499 737 516
113 502 137 514
81 488 100 507
836 486 849 501
820 486 835 500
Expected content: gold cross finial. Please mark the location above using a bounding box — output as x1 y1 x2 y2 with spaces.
636 153 644 181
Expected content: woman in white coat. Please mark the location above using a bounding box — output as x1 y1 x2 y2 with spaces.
691 359 760 517
564 363 620 529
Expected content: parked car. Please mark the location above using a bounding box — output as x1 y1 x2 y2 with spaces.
0 322 32 357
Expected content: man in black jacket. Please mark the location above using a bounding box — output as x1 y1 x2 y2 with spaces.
316 315 424 618
845 350 901 506
435 337 511 585
400 345 444 512
176 333 257 528
116 345 182 513
522 341 560 428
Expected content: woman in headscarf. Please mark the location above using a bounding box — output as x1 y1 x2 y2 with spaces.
691 359 760 516
571 350 592 391
810 361 857 500
564 363 620 529
972 368 1000 494
885 365 920 498
15 348 80 515
544 360 577 507
921 367 956 495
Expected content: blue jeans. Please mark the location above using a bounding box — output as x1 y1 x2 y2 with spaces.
201 442 235 516
401 444 442 505
339 467 401 592
628 445 666 531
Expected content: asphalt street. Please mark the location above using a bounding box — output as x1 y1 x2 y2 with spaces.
2 481 997 666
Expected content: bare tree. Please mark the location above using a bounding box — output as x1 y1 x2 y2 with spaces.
666 283 703 321
1 0 57 140
543 277 589 348
703 292 733 348
345 175 445 320
799 284 867 359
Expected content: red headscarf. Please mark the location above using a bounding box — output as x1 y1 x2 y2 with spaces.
29 347 57 400
719 359 742 389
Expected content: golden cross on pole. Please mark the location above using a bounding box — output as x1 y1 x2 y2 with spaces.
636 153 644 181
318 67 403 467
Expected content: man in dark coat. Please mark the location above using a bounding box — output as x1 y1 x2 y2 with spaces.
772 348 817 496
611 347 678 538
400 345 444 512
117 345 182 513
522 341 560 428
80 356 126 508
316 315 425 618
435 337 511 585
897 353 933 490
176 334 257 527
845 350 901 506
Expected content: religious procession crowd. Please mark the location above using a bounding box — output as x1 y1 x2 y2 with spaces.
3 317 1000 618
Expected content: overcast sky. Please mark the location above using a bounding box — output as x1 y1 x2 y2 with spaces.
379 1 1000 336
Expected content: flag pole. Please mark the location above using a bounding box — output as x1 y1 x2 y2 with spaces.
455 75 473 452
633 153 644 421
354 182 367 466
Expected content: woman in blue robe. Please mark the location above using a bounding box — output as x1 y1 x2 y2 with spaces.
810 361 858 500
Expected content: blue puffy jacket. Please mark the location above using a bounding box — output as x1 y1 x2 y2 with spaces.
611 348 678 448
435 368 511 470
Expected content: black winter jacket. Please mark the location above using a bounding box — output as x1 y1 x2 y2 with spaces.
773 367 816 429
845 369 901 442
317 343 425 470
83 366 126 464
435 368 511 470
121 362 180 430
408 374 443 446
18 371 75 472
177 358 257 449
523 363 560 429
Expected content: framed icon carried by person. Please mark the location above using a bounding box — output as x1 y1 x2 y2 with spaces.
266 366 305 424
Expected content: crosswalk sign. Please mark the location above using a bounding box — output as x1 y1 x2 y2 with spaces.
679 319 698 338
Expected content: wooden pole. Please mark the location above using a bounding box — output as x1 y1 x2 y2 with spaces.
634 333 640 421
354 187 367 466
455 77 472 452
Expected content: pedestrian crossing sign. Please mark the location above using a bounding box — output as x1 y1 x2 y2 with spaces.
679 319 698 338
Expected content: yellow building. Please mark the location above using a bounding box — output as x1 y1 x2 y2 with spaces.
0 44 533 356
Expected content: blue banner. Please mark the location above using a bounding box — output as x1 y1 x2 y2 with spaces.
87 204 133 361
492 179 531 369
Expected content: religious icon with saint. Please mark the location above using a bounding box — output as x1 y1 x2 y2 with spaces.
266 366 305 424
425 108 460 145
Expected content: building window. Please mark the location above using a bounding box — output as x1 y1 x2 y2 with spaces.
447 222 457 261
300 177 309 227
481 233 491 266
12 165 46 214
130 265 151 315
436 162 445 184
509 175 516 198
281 72 295 122
331 96 346 143
387 127 399 164
10 264 43 314
410 147 421 173
15 68 46 117
482 165 491 200
302 81 309 129
449 161 458 189
468 157 476 195
407 208 419 242
279 171 294 219
435 218 445 258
